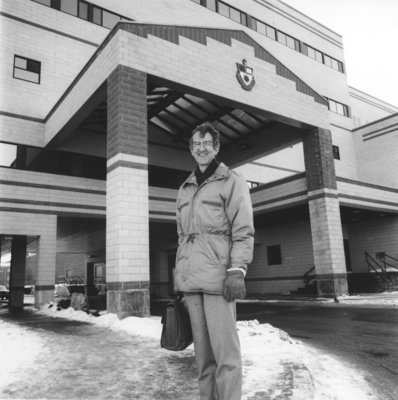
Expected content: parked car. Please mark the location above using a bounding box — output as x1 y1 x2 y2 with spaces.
0 285 9 300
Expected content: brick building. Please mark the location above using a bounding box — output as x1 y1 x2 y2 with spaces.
1 0 397 315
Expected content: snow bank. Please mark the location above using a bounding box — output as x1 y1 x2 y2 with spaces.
0 320 45 388
33 305 379 400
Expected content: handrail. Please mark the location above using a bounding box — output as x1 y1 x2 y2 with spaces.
365 252 385 273
380 254 398 270
303 265 315 285
385 254 398 263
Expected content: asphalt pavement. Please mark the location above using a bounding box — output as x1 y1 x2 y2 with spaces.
237 298 398 400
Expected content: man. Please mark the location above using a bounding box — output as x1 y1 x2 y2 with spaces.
175 122 254 400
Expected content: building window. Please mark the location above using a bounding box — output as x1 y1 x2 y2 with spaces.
333 145 340 160
256 20 266 35
78 1 89 20
217 1 246 25
326 98 350 117
60 0 78 16
13 55 41 84
218 1 229 17
305 44 323 63
267 245 282 265
277 31 300 50
324 54 344 72
229 6 241 23
266 25 276 40
205 0 217 11
190 0 345 73
31 0 128 29
102 10 121 29
92 6 102 25
94 263 105 282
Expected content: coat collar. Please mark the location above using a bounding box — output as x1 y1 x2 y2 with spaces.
182 162 230 187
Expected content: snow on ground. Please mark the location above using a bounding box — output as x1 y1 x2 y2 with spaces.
0 320 46 388
241 291 398 308
337 292 398 306
0 304 382 400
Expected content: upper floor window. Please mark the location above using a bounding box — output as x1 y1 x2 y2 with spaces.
332 145 340 160
277 31 300 51
326 98 350 117
191 0 345 73
206 0 217 11
324 54 344 73
218 1 247 25
13 55 41 84
32 0 129 29
305 44 323 63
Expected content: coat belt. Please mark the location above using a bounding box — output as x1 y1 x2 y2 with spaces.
183 232 230 243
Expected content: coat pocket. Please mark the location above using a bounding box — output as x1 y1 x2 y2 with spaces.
208 235 231 267
199 198 227 229
200 235 220 265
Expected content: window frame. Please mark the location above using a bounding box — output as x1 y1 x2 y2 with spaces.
13 55 41 84
267 244 282 266
31 0 127 29
205 0 217 11
326 98 350 117
332 145 341 160
265 25 276 40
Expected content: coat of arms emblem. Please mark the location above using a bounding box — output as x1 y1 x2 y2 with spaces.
236 59 255 91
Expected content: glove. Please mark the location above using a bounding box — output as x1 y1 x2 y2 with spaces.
223 270 246 302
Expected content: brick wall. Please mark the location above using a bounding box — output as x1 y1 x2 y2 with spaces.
106 65 150 286
246 221 314 294
0 211 56 287
348 216 398 273
303 128 337 191
0 5 100 119
0 116 45 147
0 167 106 217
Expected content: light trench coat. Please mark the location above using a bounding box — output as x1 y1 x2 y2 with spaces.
174 163 254 294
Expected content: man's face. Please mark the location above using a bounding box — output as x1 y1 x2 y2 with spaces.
190 132 219 171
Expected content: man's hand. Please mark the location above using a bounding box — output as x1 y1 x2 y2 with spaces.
224 270 246 302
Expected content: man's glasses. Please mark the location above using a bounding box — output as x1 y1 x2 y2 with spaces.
191 141 214 150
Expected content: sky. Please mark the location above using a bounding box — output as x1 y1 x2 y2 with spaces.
281 0 398 107
3 297 397 399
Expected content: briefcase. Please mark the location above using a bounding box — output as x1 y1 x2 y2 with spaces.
160 297 193 351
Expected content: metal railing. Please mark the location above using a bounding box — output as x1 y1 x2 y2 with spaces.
365 252 398 273
303 265 315 286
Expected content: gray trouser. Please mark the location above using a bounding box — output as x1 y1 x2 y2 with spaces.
184 293 242 400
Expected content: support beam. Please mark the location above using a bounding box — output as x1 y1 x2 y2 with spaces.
9 236 27 310
106 65 150 318
34 216 57 307
303 127 348 297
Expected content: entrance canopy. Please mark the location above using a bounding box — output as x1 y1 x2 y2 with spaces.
44 22 330 167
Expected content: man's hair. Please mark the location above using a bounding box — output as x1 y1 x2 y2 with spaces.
190 122 220 148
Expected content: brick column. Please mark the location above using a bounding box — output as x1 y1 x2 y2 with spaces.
303 128 348 297
9 235 27 310
106 65 150 318
34 215 57 307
